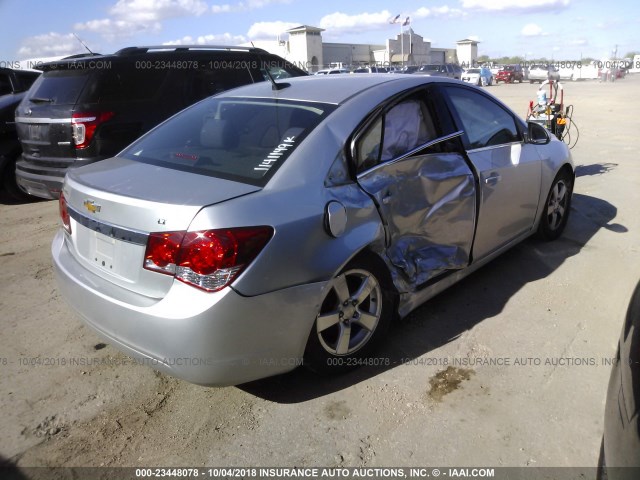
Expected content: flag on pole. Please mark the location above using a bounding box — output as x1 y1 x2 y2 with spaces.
389 14 400 24
402 16 411 26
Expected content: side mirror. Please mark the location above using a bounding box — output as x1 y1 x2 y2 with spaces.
526 121 550 145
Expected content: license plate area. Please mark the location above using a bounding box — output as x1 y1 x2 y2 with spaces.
28 123 49 142
74 225 145 284
94 233 116 271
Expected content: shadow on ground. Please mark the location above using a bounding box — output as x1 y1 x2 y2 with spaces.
575 163 618 177
239 193 627 402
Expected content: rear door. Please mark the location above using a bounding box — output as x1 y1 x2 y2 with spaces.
440 85 542 260
353 87 477 290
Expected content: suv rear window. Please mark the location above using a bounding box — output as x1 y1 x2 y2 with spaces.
27 70 89 105
122 97 336 186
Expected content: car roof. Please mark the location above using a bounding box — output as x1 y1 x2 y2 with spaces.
217 74 449 105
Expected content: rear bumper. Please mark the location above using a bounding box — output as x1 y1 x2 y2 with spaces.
15 159 65 199
52 229 327 386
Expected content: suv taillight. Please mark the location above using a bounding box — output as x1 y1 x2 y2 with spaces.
72 111 115 149
59 193 72 234
143 227 273 292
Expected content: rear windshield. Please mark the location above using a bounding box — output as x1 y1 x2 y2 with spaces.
122 97 336 186
27 70 89 105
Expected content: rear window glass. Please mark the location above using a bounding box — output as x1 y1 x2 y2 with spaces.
27 70 89 105
122 97 336 186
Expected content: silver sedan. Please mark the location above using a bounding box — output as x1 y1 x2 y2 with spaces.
53 75 574 385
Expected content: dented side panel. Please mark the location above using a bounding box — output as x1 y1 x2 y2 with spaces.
357 152 476 292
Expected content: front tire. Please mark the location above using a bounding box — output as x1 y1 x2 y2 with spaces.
537 170 573 241
304 257 394 374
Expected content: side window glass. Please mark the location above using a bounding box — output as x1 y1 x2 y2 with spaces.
445 87 520 149
356 117 383 172
0 73 12 95
355 95 438 173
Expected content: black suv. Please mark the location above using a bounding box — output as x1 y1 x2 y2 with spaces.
0 67 40 200
15 46 306 199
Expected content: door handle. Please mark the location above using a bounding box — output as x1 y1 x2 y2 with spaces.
382 192 392 205
484 174 501 186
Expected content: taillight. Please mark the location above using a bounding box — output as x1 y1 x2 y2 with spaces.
71 111 114 149
143 227 273 292
59 193 72 234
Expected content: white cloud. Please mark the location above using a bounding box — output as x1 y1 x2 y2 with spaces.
319 10 393 33
109 0 209 23
75 0 208 41
521 23 547 36
461 0 570 13
318 5 465 34
212 4 233 13
402 6 467 23
74 18 161 41
17 32 86 59
212 0 292 13
163 33 247 45
247 21 299 40
570 38 588 46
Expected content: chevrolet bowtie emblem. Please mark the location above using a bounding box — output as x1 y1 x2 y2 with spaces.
83 200 101 214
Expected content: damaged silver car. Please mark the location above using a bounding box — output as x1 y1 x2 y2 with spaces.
53 75 574 386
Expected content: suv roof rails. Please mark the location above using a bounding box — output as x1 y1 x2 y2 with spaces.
61 53 103 60
114 45 268 55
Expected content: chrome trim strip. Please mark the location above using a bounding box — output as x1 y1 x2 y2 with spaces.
67 205 149 246
467 141 523 154
15 117 72 124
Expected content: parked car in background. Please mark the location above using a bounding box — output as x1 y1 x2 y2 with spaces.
529 64 560 83
0 67 40 201
14 46 306 200
558 65 576 81
495 64 524 83
461 67 493 86
414 64 462 79
352 66 388 74
53 74 574 386
394 65 420 74
315 68 350 75
601 280 640 479
573 62 600 80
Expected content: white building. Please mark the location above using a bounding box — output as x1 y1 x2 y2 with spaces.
456 39 479 68
244 25 477 72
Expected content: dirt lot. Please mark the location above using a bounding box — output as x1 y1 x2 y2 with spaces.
2 76 640 474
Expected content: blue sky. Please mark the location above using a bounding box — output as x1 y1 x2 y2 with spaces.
0 0 638 62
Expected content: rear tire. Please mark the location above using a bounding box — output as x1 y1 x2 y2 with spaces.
537 170 573 241
304 256 394 375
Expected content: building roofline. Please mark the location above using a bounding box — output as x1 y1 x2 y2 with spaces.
286 25 325 33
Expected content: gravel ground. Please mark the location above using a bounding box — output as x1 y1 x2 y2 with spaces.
1 75 639 476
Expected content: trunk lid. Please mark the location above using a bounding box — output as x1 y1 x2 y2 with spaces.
62 157 261 298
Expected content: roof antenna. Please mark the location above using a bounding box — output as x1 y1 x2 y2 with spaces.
73 33 95 55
